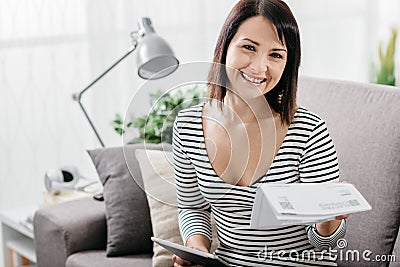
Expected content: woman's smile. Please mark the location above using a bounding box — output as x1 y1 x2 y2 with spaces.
240 71 267 84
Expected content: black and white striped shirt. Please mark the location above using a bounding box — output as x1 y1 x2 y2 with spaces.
173 103 346 266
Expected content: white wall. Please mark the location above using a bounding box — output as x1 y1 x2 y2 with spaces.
0 0 399 265
286 0 400 83
0 0 238 211
0 1 237 264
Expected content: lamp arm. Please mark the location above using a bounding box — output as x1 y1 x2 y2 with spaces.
77 100 106 147
72 43 138 147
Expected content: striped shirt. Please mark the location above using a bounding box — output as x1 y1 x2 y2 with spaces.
173 103 346 266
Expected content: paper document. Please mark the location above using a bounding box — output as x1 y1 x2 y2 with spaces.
250 183 371 229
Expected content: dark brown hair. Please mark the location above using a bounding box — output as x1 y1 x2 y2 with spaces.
207 0 301 125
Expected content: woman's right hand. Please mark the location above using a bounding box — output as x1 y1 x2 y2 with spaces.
172 254 201 267
172 245 209 267
172 234 211 266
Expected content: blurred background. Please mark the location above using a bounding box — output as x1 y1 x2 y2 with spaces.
0 0 399 242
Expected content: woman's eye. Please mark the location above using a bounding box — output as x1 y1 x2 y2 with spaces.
243 45 255 51
270 53 283 59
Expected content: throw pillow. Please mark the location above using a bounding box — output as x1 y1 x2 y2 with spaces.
87 143 171 256
135 149 218 267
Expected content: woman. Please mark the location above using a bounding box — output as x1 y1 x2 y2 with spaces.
172 0 348 266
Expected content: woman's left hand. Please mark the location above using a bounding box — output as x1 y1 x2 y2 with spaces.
315 214 349 236
334 214 350 220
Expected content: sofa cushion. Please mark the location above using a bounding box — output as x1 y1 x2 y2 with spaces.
136 149 219 267
66 250 152 267
298 77 400 266
136 149 180 267
87 143 170 256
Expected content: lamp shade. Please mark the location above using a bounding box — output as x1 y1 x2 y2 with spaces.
136 18 179 79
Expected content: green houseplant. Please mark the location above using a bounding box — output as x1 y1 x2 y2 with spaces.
371 28 397 86
112 85 206 144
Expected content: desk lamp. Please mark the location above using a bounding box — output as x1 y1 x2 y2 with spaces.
73 17 179 147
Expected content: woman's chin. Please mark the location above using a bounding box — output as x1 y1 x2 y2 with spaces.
228 82 266 100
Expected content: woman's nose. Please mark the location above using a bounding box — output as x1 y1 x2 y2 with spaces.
249 54 268 74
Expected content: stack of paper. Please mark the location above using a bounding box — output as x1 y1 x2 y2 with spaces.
250 183 371 229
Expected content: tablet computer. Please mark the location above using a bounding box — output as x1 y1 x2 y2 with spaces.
151 237 230 267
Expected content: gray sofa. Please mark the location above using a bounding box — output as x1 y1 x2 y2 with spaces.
34 76 400 267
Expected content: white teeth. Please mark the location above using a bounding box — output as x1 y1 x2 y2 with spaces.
241 72 264 84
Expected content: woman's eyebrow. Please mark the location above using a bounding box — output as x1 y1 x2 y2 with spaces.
242 38 260 46
272 48 287 53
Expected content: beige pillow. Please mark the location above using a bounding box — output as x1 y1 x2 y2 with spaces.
135 149 218 267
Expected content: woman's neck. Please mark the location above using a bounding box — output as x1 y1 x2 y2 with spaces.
223 89 278 123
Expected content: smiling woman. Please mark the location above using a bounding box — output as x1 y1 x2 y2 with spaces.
225 16 287 93
207 0 300 126
172 0 347 267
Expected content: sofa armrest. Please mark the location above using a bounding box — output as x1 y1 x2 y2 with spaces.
34 197 106 267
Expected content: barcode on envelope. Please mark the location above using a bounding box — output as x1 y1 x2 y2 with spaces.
348 199 360 206
278 196 294 210
279 201 294 210
320 199 360 210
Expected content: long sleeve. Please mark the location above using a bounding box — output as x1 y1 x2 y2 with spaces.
173 117 212 245
299 120 346 250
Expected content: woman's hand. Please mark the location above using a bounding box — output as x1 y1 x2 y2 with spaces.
172 245 209 267
334 214 350 220
315 215 348 236
172 235 211 267
172 255 199 267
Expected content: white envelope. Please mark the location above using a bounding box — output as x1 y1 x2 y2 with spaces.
250 183 372 229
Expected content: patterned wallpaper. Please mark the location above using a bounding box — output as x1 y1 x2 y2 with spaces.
0 0 94 212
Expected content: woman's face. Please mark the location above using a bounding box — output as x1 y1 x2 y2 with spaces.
225 16 287 97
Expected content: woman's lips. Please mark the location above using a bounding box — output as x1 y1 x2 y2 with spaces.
240 71 267 84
